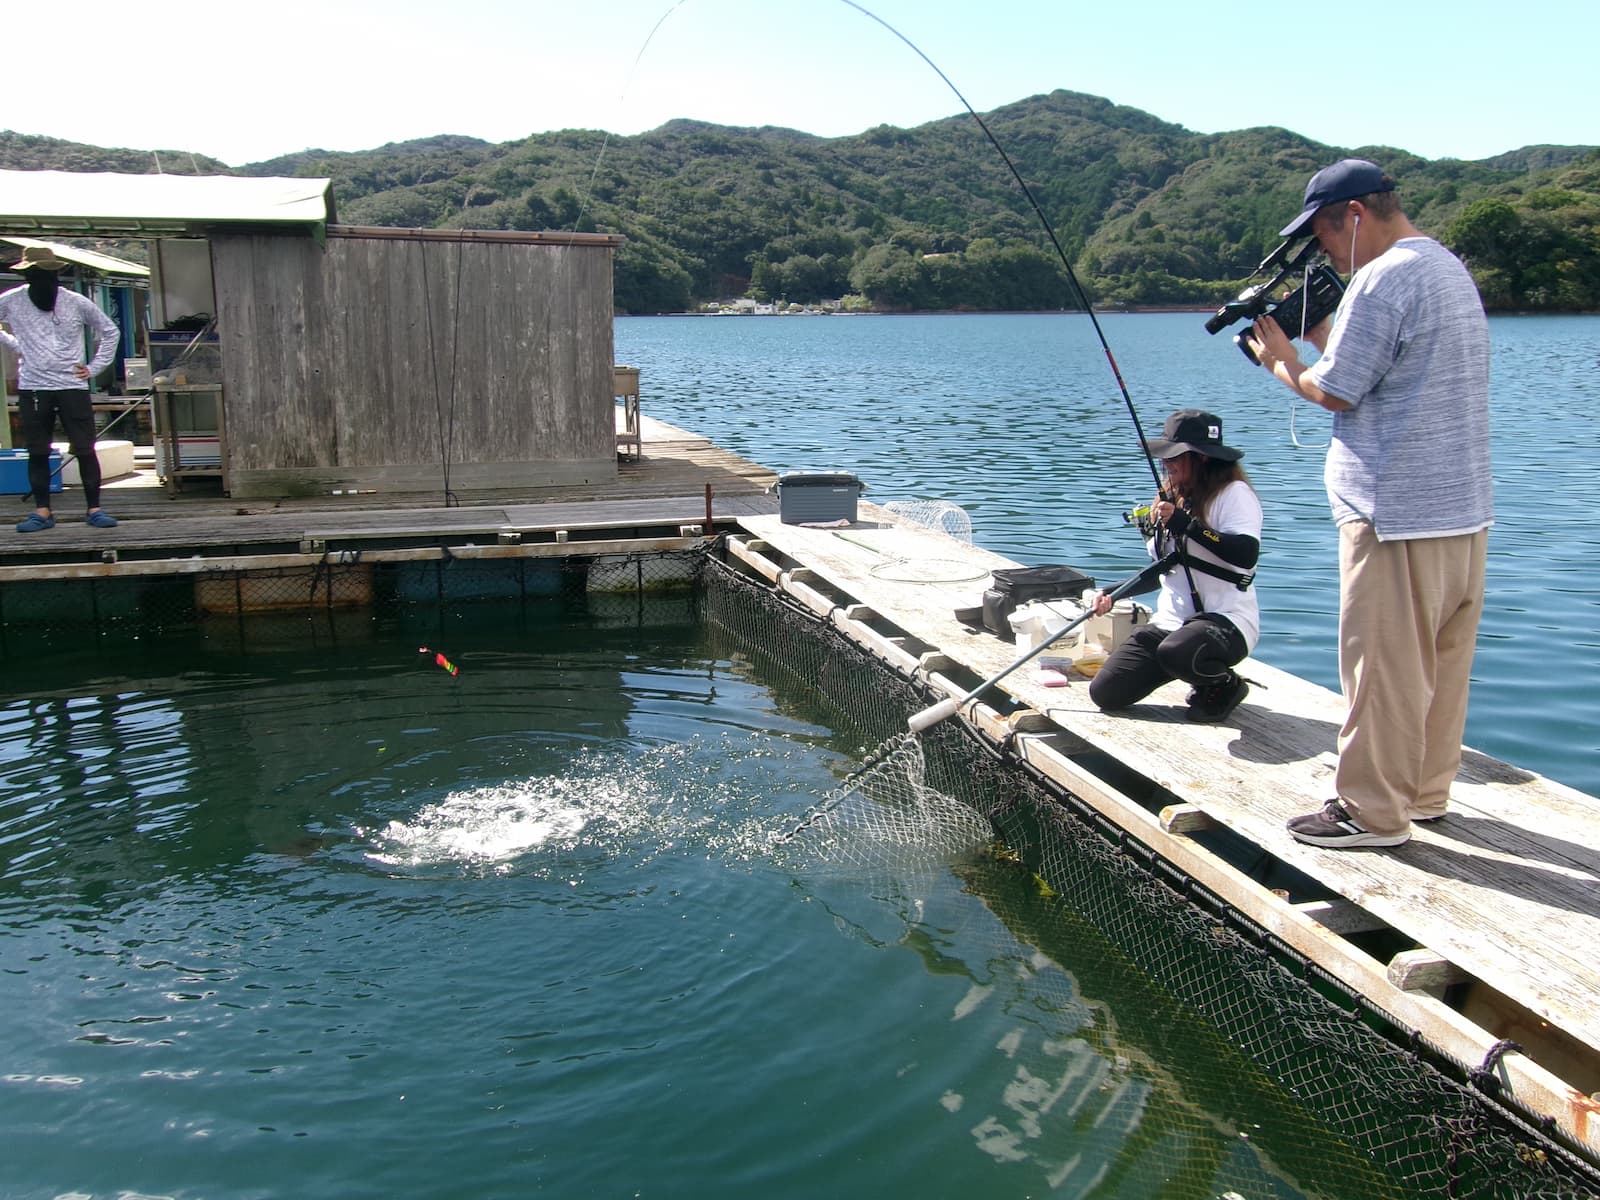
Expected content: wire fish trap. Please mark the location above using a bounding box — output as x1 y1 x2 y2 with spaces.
832 500 983 585
882 499 974 544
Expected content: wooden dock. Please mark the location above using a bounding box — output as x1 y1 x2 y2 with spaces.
0 414 778 571
4 418 1598 1164
724 507 1600 1164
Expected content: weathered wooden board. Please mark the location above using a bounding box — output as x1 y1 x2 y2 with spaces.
210 228 618 492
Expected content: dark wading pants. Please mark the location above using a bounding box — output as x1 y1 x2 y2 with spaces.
1087 614 1247 711
18 389 101 509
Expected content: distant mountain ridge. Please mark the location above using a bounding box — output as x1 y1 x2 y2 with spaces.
5 94 1596 313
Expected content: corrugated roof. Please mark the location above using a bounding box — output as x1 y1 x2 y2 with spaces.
0 170 335 236
1 236 150 278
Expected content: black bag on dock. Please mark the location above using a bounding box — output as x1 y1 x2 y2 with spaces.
979 565 1095 637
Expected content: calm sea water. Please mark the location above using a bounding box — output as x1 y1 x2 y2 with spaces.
617 311 1600 797
1 314 1595 1199
2 607 1341 1200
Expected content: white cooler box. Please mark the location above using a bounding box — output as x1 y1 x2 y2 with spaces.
51 440 136 486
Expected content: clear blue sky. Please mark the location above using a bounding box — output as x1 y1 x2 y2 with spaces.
12 0 1595 167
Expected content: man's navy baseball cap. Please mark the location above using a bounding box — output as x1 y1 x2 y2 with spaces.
1279 158 1394 238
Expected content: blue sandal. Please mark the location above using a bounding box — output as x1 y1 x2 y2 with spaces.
86 510 118 529
16 513 56 533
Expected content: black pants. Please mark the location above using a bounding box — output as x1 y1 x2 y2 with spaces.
18 389 101 509
1087 614 1247 711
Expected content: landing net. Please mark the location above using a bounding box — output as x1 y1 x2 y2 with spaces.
775 732 994 871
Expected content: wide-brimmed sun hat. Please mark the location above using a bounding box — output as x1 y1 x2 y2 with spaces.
1147 409 1244 461
10 245 70 273
1279 158 1395 239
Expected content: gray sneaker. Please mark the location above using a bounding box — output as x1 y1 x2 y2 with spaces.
1286 800 1410 848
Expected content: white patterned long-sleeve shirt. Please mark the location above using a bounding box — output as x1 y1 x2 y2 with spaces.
0 285 120 390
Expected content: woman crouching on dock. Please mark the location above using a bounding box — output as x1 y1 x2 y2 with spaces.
1088 409 1262 723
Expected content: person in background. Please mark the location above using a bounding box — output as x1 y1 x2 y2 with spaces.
0 245 121 532
1088 409 1261 724
1248 158 1492 850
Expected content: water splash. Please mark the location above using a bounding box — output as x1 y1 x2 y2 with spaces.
357 740 799 875
365 778 592 869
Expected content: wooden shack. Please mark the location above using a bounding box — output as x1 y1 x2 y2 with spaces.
0 170 624 498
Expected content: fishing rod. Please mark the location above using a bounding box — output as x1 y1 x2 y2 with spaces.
839 0 1167 496
612 0 1168 494
839 0 1206 608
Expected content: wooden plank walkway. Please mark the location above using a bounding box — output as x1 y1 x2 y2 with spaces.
0 415 778 567
732 504 1600 1155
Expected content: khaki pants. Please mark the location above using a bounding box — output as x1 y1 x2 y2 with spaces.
1335 521 1487 835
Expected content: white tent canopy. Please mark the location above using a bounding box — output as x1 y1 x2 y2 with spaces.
0 170 335 237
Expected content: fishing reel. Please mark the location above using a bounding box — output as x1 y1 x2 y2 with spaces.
1204 239 1346 364
1122 503 1158 539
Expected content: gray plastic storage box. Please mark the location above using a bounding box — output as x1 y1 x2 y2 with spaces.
778 471 863 524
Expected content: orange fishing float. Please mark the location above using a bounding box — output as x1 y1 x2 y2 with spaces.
418 646 459 676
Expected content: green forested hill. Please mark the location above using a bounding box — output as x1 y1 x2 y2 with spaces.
5 94 1597 313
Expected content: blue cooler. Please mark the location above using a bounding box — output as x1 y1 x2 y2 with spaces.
0 448 62 493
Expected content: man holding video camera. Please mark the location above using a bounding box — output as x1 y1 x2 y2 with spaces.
1247 158 1492 850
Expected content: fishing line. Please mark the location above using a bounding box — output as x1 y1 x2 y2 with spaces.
570 0 690 238
832 0 1206 611
601 3 1214 853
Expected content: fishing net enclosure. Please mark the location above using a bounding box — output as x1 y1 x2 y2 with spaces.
4 543 1597 1197
698 550 1600 1200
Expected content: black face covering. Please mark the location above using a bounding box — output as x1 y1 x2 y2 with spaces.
23 268 59 312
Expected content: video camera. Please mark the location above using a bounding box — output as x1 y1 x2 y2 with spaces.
1204 239 1345 365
